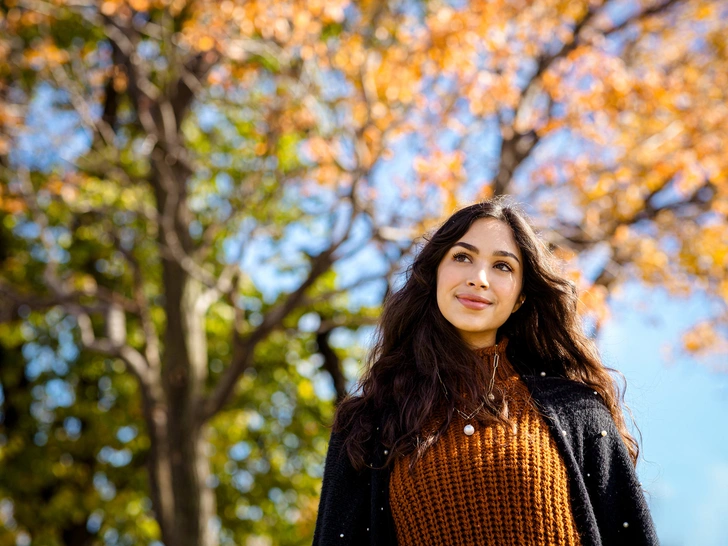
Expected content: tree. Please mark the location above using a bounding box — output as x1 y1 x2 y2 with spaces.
0 0 727 545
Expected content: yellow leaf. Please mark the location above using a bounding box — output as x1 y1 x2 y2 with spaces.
198 36 215 52
298 380 314 401
128 0 150 11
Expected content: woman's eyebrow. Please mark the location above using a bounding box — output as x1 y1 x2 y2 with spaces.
453 242 521 264
453 241 479 253
493 250 521 264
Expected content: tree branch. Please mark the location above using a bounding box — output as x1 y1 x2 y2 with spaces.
10 169 158 392
197 186 376 422
108 232 162 371
316 330 346 403
50 64 117 148
171 51 220 122
600 0 683 38
200 244 338 421
71 305 158 402
494 0 684 195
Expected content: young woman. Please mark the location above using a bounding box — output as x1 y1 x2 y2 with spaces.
313 198 658 546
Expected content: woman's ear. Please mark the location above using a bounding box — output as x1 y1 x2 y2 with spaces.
512 294 526 313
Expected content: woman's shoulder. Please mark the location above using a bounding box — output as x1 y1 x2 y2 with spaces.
329 397 383 450
521 375 623 450
521 374 610 415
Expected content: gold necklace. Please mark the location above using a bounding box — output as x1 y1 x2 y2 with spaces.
436 353 500 436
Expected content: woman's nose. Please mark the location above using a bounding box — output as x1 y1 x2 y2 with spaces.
467 268 489 289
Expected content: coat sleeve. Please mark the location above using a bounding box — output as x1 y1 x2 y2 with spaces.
312 430 370 546
528 377 660 546
580 403 660 546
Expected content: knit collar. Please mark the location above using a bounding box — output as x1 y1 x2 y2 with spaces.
473 337 509 359
473 337 518 383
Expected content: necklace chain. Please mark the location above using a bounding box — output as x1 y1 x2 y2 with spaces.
436 353 500 421
454 399 486 421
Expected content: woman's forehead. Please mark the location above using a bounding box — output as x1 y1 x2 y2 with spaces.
458 218 521 255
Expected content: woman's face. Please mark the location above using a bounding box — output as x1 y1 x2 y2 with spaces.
436 218 524 349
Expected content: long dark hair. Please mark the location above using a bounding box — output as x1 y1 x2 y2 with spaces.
333 196 639 469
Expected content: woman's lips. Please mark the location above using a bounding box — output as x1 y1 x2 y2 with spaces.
456 296 492 310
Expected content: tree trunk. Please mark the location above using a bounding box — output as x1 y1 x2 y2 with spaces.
144 394 177 545
145 395 216 546
149 158 217 546
144 258 217 546
166 274 215 546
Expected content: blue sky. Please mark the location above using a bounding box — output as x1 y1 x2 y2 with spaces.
598 283 728 546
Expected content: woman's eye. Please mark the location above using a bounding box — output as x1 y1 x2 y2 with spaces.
453 252 470 263
495 262 513 272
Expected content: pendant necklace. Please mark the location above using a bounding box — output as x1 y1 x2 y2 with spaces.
455 400 485 436
436 353 500 436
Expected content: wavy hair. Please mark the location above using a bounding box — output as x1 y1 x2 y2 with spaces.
333 196 639 470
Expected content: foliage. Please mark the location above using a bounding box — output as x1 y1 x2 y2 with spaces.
0 0 727 544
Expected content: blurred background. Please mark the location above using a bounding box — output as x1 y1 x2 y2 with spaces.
0 0 726 545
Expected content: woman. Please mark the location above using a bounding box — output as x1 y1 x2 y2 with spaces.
313 198 658 546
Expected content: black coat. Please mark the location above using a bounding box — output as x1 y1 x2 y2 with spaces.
313 376 659 546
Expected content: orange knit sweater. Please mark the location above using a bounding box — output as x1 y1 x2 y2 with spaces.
388 343 582 546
